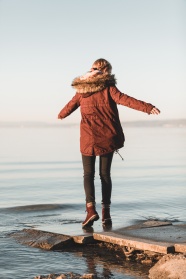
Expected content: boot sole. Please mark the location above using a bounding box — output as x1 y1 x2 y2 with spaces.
102 218 112 226
82 214 99 228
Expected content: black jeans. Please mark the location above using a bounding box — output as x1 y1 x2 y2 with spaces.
82 152 114 205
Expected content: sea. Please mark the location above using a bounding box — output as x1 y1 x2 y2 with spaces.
0 122 186 279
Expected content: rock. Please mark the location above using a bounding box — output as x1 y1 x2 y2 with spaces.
34 273 96 279
73 234 95 244
141 259 153 265
149 254 186 279
11 229 74 250
80 274 96 279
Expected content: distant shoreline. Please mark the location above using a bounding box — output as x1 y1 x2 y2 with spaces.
0 119 186 128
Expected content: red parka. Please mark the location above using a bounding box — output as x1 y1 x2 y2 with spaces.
58 74 154 156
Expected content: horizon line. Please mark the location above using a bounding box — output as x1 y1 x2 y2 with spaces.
0 118 186 128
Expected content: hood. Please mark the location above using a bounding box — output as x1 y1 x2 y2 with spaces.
71 73 117 94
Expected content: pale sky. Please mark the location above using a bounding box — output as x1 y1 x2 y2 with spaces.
0 0 185 123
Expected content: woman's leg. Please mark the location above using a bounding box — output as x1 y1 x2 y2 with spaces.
99 152 114 205
99 152 114 226
81 154 99 227
82 154 96 203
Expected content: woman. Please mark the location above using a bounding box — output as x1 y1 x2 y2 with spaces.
58 58 160 229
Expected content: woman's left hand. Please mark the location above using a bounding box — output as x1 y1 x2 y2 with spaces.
150 107 160 115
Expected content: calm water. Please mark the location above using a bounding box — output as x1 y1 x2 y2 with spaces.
0 125 186 279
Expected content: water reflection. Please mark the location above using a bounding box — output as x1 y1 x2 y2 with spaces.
65 243 149 279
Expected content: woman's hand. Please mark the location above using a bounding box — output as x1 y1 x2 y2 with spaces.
150 107 160 115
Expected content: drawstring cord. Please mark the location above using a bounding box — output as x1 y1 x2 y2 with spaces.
115 150 124 161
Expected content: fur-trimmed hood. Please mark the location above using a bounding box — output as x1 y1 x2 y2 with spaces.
71 73 117 94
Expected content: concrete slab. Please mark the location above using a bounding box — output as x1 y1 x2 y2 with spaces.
124 221 172 230
32 223 97 244
10 221 186 255
114 224 186 243
93 224 186 254
10 229 74 250
174 243 186 253
93 231 174 254
37 222 102 237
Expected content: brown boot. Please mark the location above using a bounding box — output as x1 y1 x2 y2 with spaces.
102 204 112 226
82 202 99 228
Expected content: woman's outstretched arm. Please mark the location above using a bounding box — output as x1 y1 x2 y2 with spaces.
58 94 80 119
110 86 160 115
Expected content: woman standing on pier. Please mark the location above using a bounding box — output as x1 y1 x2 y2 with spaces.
58 58 160 229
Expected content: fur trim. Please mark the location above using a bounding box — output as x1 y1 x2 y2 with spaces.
71 74 116 93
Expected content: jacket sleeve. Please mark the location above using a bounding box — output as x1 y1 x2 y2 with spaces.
109 86 154 114
58 93 80 119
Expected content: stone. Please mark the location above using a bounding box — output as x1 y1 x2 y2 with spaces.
73 234 95 244
34 273 97 279
141 259 153 265
149 254 186 279
80 274 97 279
